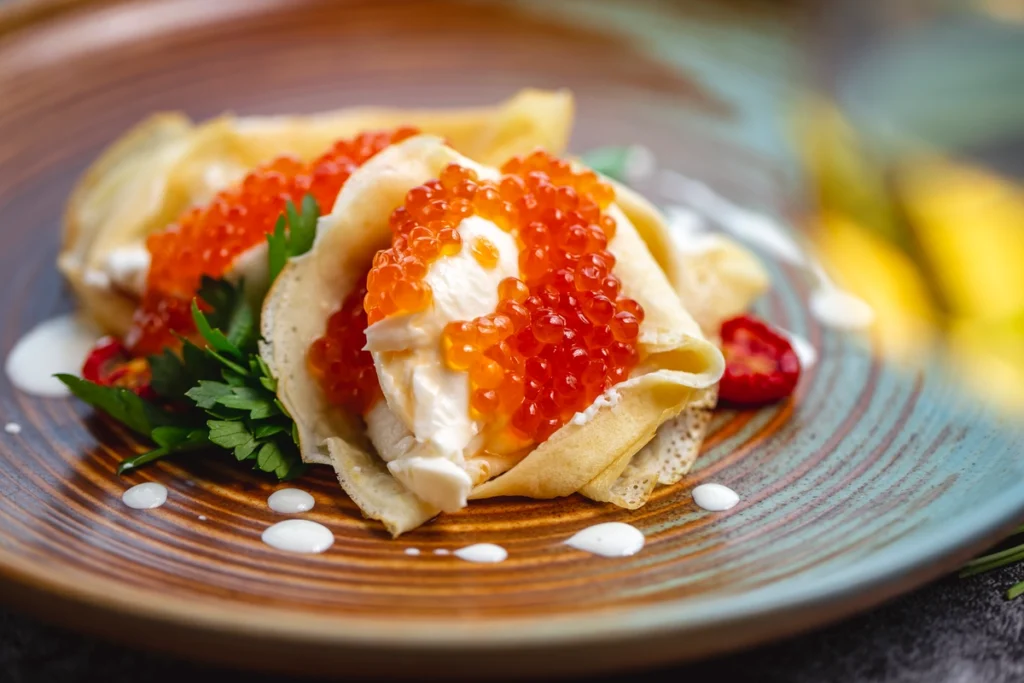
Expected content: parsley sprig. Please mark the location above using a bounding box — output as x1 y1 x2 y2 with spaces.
58 197 319 480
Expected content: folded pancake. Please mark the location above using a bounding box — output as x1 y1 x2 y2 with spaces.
262 135 724 535
602 181 768 505
60 89 574 339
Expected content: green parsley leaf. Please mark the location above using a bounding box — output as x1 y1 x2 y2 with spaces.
256 440 285 473
196 277 238 331
148 349 189 400
215 386 280 420
290 194 319 257
116 428 209 475
267 195 320 283
185 380 234 409
56 374 170 436
253 423 287 439
267 215 289 284
192 300 241 359
208 420 253 450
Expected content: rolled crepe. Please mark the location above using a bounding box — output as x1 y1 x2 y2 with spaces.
60 89 574 337
262 136 724 535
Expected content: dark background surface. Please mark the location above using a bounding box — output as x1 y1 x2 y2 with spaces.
3 563 1023 683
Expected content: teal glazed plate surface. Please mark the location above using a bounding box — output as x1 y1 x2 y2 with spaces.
0 0 1022 678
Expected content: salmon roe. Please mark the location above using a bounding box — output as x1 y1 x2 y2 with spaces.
353 150 643 445
127 127 420 355
363 163 519 325
307 281 381 414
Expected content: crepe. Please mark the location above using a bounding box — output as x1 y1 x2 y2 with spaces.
59 89 574 338
262 136 724 535
555 181 768 508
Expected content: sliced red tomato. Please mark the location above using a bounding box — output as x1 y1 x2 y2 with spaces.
82 337 154 398
718 314 800 406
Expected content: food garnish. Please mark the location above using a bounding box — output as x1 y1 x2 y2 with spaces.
58 200 319 479
718 314 800 406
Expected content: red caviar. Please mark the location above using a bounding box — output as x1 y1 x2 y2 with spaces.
352 150 643 446
306 281 381 415
128 127 419 355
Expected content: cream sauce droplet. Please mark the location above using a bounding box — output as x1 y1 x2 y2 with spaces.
122 483 168 510
810 287 875 330
267 488 315 514
692 483 740 511
433 548 451 556
261 520 334 554
198 515 208 521
453 543 508 564
404 548 421 556
5 316 101 397
782 331 818 369
565 522 645 557
4 422 21 435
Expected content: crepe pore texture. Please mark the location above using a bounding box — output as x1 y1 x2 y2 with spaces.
262 135 724 535
60 89 573 338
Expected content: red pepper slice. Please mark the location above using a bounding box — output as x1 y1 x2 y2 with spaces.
718 314 800 406
82 337 154 398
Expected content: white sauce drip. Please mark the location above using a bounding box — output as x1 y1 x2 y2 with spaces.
404 548 421 556
198 515 208 521
692 483 740 511
659 171 805 265
810 287 875 330
565 522 645 557
4 422 21 435
5 315 101 397
261 520 334 554
433 548 451 556
783 331 818 369
267 488 315 514
453 543 508 564
122 483 168 510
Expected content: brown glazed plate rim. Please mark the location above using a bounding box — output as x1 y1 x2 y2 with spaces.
3 0 1024 668
2 484 1022 653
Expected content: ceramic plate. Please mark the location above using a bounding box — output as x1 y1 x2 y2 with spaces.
1 0 1022 678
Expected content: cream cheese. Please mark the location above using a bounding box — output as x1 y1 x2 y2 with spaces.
363 215 518 512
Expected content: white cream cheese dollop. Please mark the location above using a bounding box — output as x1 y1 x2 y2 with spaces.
363 215 519 512
103 243 151 296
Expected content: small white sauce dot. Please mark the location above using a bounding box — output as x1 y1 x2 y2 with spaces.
433 549 451 556
404 548 421 556
453 543 508 564
198 515 208 521
267 488 315 514
261 520 334 554
122 483 168 510
692 483 740 511
4 422 21 435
